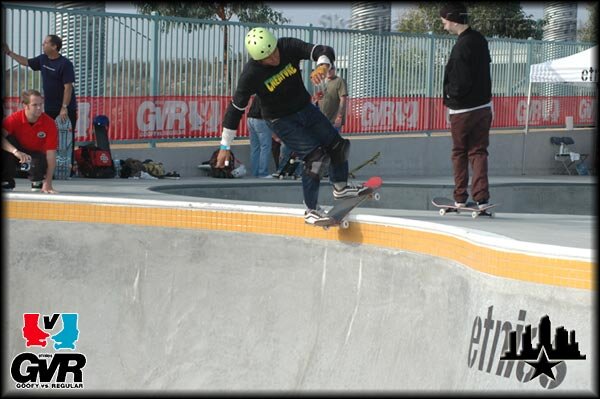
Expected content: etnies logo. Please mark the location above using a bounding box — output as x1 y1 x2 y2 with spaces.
11 313 86 390
468 306 586 389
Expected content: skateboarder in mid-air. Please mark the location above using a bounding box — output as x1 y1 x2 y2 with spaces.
215 27 369 224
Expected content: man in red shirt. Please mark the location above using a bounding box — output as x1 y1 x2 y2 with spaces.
2 89 58 193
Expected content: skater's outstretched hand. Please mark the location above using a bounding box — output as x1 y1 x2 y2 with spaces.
2 42 11 56
216 149 232 168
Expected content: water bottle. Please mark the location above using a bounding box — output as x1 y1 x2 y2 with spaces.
113 159 121 178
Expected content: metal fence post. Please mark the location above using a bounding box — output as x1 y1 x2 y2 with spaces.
426 33 435 136
305 24 314 89
148 11 160 148
150 11 160 97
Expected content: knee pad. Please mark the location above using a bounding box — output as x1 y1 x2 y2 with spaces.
303 147 330 180
327 136 350 165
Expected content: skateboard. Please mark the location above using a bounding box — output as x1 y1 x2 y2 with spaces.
93 115 111 152
314 176 383 230
349 151 380 179
276 156 304 180
54 116 73 180
431 197 499 218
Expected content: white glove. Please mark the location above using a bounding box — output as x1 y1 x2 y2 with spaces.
220 128 236 148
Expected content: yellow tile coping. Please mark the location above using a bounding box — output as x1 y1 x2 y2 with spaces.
4 197 594 291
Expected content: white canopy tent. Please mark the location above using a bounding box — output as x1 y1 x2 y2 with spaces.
521 46 597 174
524 45 598 133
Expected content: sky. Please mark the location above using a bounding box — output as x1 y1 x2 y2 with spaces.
104 1 591 30
7 2 592 33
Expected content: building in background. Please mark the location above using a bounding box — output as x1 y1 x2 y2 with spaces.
54 2 107 97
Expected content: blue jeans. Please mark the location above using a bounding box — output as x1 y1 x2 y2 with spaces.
266 103 348 209
247 118 273 177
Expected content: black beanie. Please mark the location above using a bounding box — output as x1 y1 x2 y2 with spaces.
440 3 468 24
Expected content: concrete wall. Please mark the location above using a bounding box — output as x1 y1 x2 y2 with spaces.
109 129 596 178
6 220 594 392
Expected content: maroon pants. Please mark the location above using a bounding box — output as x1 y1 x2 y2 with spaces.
449 107 492 204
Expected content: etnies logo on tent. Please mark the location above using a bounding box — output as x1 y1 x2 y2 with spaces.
11 313 86 390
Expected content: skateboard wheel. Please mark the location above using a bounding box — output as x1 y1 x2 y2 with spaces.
341 220 350 229
372 192 381 201
290 159 295 164
279 175 284 180
439 208 446 216
489 212 495 218
471 211 479 219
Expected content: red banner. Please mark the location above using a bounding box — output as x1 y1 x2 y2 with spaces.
2 95 595 142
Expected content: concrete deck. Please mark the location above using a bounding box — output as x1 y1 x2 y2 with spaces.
5 175 594 249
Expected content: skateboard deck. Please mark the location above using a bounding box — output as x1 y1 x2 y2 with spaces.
349 151 380 179
93 124 112 152
315 176 383 229
431 197 499 218
54 116 73 180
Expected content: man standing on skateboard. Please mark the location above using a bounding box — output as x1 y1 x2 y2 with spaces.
215 28 368 224
440 3 493 209
2 89 58 193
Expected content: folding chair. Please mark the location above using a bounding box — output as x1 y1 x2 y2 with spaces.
550 136 588 175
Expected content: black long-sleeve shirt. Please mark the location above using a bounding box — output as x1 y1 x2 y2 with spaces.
443 27 492 110
222 38 335 130
247 96 262 119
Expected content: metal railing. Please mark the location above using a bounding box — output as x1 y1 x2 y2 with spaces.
2 3 596 143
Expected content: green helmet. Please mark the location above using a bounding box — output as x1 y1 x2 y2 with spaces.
245 28 277 60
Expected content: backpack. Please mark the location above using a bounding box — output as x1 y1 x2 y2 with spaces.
142 159 166 178
74 144 115 178
203 149 236 178
120 158 146 178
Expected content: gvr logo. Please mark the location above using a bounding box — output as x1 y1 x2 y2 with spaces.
11 313 86 386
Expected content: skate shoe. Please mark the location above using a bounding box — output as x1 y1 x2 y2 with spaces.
333 183 370 200
31 181 43 192
304 207 329 225
477 200 490 209
2 180 15 192
454 201 466 208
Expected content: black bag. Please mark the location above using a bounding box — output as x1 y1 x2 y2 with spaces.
74 144 115 178
203 149 235 178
